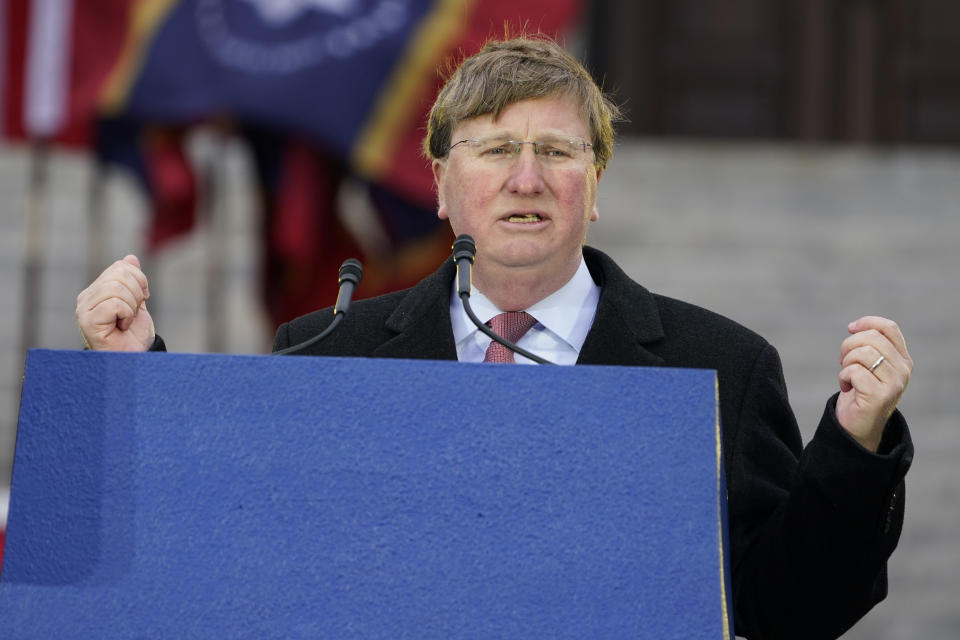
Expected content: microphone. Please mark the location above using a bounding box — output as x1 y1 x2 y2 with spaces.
452 234 553 365
274 258 363 355
452 234 475 298
334 258 363 315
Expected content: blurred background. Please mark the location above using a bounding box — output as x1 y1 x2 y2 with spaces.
1 1 958 637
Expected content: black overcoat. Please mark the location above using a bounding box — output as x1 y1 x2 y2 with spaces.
272 246 913 640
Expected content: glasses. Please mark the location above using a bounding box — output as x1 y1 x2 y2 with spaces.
447 135 594 165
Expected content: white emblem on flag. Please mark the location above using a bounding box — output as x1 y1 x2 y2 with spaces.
239 0 361 25
198 0 409 74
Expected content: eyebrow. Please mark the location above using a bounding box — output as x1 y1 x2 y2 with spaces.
466 129 582 140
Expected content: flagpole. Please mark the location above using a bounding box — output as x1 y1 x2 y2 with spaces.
85 156 107 285
202 128 227 353
21 140 49 358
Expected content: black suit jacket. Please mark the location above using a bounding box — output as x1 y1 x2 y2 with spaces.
273 246 913 640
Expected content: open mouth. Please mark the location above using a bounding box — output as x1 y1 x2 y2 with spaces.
505 213 544 223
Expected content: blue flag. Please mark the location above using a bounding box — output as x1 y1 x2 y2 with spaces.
105 0 436 158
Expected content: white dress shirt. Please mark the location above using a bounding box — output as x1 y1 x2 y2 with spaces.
449 257 601 365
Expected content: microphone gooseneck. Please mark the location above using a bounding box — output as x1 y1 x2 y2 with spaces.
275 258 364 355
452 234 553 365
452 234 476 298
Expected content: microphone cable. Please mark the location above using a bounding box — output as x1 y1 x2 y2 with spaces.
274 258 363 355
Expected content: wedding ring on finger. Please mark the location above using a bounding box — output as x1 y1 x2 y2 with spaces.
869 355 886 373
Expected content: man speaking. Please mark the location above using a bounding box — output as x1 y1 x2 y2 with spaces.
76 36 914 639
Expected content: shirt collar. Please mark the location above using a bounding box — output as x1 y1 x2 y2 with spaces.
450 256 600 353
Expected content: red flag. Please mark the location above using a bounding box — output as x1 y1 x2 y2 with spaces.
1 0 130 146
250 131 454 328
143 127 198 249
256 136 366 326
95 117 199 250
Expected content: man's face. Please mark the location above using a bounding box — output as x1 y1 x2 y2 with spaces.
432 95 601 283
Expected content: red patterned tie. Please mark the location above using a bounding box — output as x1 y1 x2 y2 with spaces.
483 312 538 363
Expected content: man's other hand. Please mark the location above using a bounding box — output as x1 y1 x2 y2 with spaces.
837 316 914 451
76 255 155 352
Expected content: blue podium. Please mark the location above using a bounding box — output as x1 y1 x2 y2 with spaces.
1 349 732 638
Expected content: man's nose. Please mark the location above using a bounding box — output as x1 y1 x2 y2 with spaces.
505 146 546 194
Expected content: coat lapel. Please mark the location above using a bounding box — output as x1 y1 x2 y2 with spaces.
372 258 459 361
577 247 666 368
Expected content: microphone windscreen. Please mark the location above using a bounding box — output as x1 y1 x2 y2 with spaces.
452 235 476 263
339 258 363 285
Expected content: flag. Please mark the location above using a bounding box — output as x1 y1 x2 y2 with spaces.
103 0 583 205
1 0 132 146
246 128 361 325
96 117 198 249
245 127 455 327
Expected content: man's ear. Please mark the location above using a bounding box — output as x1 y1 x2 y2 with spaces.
432 159 448 220
590 167 603 222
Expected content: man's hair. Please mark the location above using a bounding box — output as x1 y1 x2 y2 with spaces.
424 35 622 171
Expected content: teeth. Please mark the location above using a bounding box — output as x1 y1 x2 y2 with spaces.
507 214 542 223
